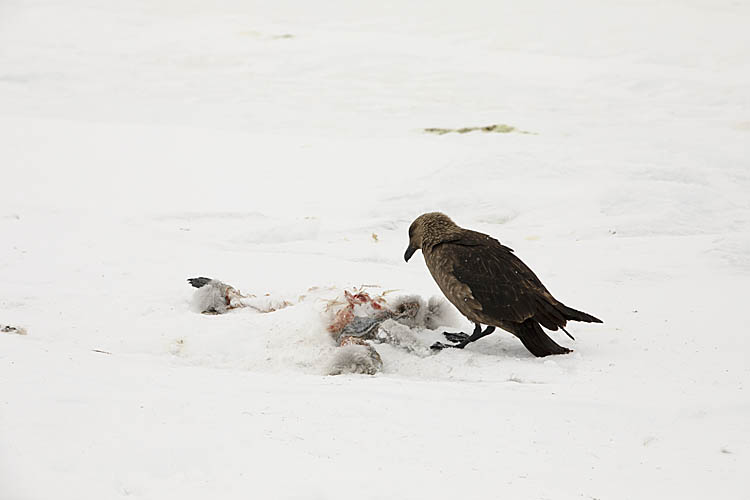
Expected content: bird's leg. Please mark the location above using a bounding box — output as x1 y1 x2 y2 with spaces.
453 325 495 348
432 324 489 350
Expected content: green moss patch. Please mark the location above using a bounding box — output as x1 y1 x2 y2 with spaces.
424 124 534 135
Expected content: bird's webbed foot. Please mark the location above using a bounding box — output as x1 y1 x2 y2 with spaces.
442 332 470 344
432 324 495 352
430 341 464 351
431 330 473 350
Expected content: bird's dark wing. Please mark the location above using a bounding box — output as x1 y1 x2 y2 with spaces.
441 231 567 328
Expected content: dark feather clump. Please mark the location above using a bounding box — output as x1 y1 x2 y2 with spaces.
187 277 213 289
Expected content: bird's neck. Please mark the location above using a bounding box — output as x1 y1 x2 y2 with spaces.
423 224 463 250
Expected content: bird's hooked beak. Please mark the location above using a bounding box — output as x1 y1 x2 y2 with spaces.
404 245 417 262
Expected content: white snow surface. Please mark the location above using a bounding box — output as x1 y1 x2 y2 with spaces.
1 0 749 498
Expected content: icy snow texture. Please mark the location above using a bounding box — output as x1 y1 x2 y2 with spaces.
1 0 749 499
327 343 383 376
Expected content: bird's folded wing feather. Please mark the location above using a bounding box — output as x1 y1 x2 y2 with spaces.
440 232 551 323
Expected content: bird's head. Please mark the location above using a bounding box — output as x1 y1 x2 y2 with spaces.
404 212 458 262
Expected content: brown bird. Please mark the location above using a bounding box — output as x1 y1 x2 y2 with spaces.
404 212 602 356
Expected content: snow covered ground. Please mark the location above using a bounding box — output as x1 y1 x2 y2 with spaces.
1 0 749 498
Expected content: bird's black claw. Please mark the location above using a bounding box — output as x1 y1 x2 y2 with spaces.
443 332 469 344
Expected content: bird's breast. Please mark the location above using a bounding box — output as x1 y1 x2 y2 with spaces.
424 247 483 323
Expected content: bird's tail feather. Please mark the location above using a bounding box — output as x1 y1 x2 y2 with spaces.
515 320 571 357
557 304 602 324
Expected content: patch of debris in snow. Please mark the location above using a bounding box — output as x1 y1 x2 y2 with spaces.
188 277 293 314
1 324 27 335
186 279 456 376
